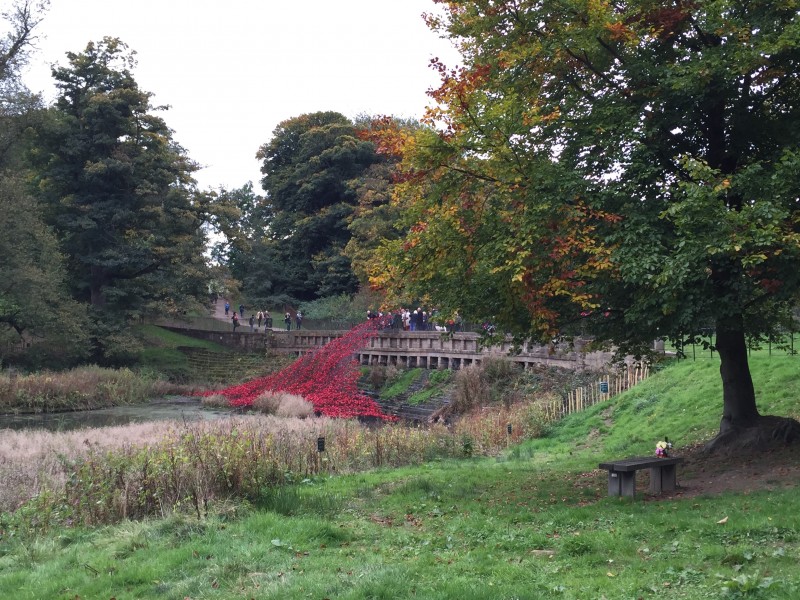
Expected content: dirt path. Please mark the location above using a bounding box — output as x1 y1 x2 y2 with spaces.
213 297 231 322
675 441 800 498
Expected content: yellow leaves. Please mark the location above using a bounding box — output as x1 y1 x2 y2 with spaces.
713 178 731 193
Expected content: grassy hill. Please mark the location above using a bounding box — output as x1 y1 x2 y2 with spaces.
1 352 798 599
134 325 291 384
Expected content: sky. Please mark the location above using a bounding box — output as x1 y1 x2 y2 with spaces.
21 0 461 190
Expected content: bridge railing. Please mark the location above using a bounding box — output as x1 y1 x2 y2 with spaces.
152 315 232 332
150 315 364 333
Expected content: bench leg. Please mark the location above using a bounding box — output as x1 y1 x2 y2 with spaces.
607 470 637 498
649 467 663 494
649 464 677 494
620 471 636 497
607 471 621 496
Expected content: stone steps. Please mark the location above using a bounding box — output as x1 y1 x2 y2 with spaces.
358 377 450 423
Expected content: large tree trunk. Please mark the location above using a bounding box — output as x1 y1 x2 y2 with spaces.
714 318 759 434
706 316 800 453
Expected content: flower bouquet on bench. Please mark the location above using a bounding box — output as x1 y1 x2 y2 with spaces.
655 437 673 458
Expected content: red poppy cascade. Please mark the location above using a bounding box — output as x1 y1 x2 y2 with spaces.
205 320 394 420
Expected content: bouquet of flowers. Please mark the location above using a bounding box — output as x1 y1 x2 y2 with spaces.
655 437 673 458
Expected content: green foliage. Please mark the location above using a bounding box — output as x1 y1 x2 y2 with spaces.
407 369 453 406
225 111 383 305
344 116 421 286
298 288 382 325
0 3 89 368
380 0 800 431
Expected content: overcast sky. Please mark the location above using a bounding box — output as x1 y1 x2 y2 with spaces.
21 0 460 190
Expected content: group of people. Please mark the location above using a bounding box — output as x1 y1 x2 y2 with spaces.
224 298 310 332
284 311 302 331
224 302 245 318
229 305 273 332
367 307 462 332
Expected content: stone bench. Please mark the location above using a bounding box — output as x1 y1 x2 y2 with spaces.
598 456 683 498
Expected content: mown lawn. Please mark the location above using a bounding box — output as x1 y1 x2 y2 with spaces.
1 352 798 599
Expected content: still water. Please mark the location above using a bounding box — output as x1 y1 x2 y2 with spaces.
0 396 241 432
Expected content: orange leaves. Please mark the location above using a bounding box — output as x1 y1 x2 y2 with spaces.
356 116 414 160
639 6 691 40
426 60 494 127
605 21 637 43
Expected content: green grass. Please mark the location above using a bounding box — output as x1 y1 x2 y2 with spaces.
134 325 240 382
407 369 453 405
135 324 229 379
135 324 229 352
380 368 425 400
1 352 799 599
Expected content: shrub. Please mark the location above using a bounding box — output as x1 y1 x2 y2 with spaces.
274 393 314 419
201 394 229 408
480 356 518 383
451 364 489 412
366 365 399 390
252 391 282 415
251 391 314 418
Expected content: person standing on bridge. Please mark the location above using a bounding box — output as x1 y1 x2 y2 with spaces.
232 312 240 331
224 301 230 316
295 311 303 330
249 314 255 331
264 310 272 329
257 310 263 329
284 311 291 331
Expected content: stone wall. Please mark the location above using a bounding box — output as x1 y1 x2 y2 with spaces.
164 326 620 371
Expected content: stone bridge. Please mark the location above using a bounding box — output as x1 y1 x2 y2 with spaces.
162 326 622 371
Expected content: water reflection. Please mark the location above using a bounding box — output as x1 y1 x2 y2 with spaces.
0 397 241 432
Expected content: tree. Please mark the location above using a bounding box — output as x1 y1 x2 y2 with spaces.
379 0 800 446
0 0 88 365
254 111 380 304
0 0 48 86
206 182 279 304
0 174 88 365
345 116 420 287
29 38 209 321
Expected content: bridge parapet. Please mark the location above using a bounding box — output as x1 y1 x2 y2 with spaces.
161 326 620 371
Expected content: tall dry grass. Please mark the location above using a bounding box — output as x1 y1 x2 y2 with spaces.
0 421 177 513
452 397 561 454
1 399 558 527
0 366 195 413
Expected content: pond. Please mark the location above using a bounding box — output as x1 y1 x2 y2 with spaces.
0 396 242 432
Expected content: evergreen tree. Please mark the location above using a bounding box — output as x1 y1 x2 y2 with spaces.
29 38 209 321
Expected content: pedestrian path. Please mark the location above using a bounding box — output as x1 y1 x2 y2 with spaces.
212 297 230 322
212 298 276 332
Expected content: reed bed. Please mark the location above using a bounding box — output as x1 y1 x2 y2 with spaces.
0 366 196 413
1 401 557 527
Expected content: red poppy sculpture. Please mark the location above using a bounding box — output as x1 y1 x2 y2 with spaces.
205 320 393 420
